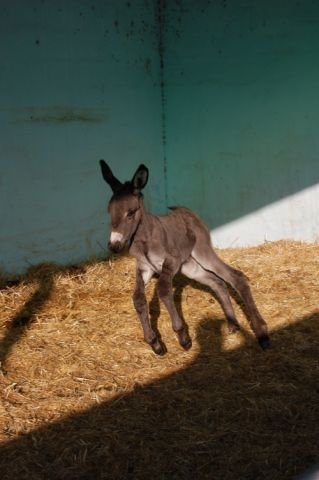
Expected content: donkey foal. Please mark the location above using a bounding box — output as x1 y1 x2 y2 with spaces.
99 161 270 355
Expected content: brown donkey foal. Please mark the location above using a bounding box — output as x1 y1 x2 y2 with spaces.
99 161 269 355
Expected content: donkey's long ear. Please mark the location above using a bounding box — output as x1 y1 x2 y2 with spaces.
99 160 122 193
131 164 149 192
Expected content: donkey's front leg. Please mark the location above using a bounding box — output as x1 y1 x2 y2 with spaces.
157 258 192 350
133 268 166 355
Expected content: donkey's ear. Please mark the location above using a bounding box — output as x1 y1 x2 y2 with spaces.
99 160 122 193
131 164 149 192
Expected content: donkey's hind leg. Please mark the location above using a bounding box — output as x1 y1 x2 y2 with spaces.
181 258 240 334
192 245 269 349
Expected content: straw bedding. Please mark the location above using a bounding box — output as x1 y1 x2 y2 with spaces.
0 240 318 479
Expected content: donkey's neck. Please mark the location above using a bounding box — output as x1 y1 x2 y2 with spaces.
136 204 155 235
130 203 160 249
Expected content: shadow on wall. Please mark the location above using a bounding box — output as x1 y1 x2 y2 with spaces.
0 295 318 479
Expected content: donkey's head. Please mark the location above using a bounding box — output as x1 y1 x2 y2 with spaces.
99 160 149 253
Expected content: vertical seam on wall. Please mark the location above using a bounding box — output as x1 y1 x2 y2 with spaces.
157 0 168 210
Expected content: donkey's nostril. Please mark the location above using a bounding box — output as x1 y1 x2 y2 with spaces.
108 241 122 254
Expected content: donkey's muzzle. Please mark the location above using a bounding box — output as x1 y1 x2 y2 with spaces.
108 240 123 254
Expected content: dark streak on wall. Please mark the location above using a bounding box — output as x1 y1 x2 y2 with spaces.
15 107 104 124
157 0 168 209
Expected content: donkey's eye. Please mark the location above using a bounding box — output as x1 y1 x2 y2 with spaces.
127 209 135 219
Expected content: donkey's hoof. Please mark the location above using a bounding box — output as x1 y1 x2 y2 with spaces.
175 327 192 350
179 334 192 351
258 335 270 350
181 338 192 351
151 338 167 356
176 329 192 351
228 323 240 334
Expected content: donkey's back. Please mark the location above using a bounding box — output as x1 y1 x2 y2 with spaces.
133 206 210 262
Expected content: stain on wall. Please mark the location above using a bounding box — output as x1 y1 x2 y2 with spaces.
15 106 104 124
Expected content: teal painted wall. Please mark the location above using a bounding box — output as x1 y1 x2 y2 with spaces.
0 0 165 274
164 1 319 239
2 1 319 273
